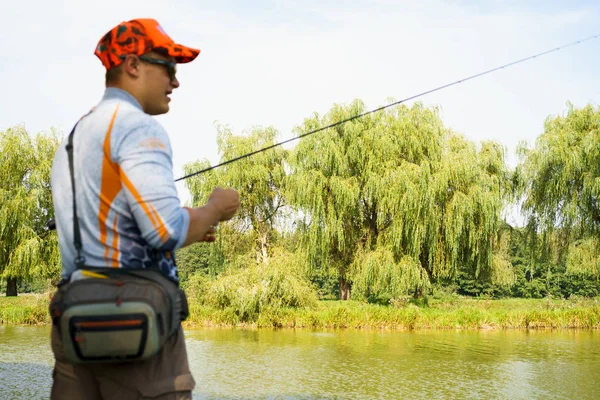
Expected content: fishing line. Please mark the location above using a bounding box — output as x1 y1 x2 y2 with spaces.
175 33 600 182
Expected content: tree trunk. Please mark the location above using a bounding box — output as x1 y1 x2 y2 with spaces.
260 233 268 265
415 251 431 299
413 285 424 299
339 277 351 300
6 278 17 297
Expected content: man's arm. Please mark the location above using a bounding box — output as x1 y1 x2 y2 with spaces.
181 188 241 247
115 122 193 250
181 204 220 247
116 120 240 250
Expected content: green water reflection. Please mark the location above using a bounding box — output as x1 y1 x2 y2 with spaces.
1 325 598 399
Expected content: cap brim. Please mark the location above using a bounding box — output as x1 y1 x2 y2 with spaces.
157 43 200 63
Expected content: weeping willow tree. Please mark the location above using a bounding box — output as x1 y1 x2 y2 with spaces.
516 103 600 279
183 123 287 267
0 125 61 296
426 135 513 287
287 99 512 300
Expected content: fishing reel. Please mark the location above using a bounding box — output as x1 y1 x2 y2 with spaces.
46 218 56 231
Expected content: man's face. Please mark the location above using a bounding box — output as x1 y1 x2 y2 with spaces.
138 51 180 115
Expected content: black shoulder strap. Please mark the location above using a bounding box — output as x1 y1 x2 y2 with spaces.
65 122 86 270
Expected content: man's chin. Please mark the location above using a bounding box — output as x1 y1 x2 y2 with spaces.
148 105 170 116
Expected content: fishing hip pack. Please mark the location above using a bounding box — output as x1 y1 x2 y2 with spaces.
49 120 189 365
50 268 189 364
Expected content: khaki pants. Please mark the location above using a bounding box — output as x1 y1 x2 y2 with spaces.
50 324 196 399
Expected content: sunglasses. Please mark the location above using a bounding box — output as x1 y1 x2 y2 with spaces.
138 55 177 80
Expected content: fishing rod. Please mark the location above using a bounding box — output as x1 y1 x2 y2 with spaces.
46 33 599 231
174 33 600 182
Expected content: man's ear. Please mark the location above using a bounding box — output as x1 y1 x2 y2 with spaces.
121 55 142 78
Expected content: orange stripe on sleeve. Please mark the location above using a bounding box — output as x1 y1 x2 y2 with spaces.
120 171 160 229
98 105 122 267
149 206 171 243
120 171 172 244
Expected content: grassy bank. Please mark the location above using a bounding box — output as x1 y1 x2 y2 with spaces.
0 293 51 325
2 294 599 330
185 297 600 330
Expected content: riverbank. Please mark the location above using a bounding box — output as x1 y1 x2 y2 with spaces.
186 297 600 330
2 293 599 330
0 293 50 325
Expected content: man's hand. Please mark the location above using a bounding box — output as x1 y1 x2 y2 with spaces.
207 187 240 221
200 225 217 242
181 188 240 247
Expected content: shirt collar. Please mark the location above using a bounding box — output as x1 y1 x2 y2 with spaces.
102 87 143 110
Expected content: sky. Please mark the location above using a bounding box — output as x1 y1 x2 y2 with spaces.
1 0 599 226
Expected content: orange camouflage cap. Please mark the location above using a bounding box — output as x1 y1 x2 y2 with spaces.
94 18 200 70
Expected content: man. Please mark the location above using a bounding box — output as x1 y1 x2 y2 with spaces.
49 18 240 399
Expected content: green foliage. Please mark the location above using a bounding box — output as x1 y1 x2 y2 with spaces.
0 294 51 325
566 238 600 278
185 298 600 330
6 293 600 330
505 226 600 299
183 123 287 265
0 125 62 293
517 103 600 277
6 99 600 308
175 241 224 281
350 249 429 303
184 247 318 323
517 103 600 235
287 100 511 299
560 274 600 297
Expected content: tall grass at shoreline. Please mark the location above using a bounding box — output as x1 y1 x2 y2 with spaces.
2 292 599 330
0 293 51 325
184 297 600 330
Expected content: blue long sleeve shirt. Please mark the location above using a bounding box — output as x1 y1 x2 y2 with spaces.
50 87 190 283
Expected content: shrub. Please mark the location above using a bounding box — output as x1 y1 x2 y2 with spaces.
184 247 318 323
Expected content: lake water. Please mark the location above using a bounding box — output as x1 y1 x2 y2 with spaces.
1 325 598 399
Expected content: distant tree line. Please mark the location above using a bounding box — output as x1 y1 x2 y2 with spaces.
2 100 600 300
